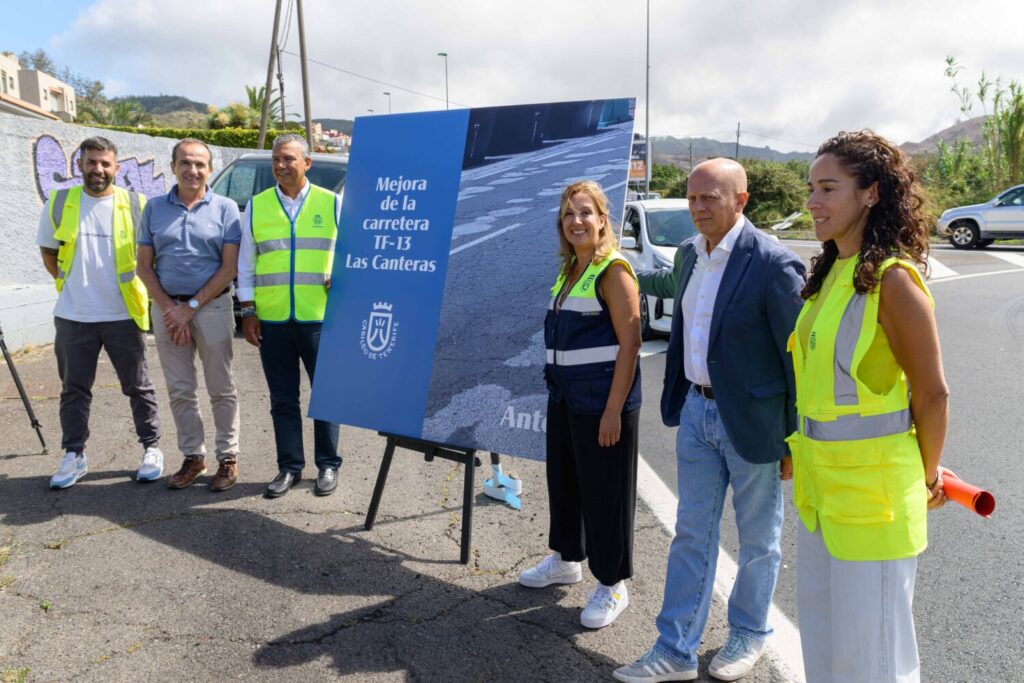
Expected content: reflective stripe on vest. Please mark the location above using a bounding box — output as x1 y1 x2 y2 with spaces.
545 345 620 366
49 185 149 330
789 256 932 561
251 184 338 322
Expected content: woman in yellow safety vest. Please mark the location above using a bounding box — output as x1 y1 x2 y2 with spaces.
793 130 949 682
518 180 643 631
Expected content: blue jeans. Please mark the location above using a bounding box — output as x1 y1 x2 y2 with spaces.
258 321 340 473
654 387 783 667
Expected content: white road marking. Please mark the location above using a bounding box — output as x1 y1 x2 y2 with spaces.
448 223 523 256
927 268 1024 284
927 255 959 280
987 251 1024 269
636 455 806 682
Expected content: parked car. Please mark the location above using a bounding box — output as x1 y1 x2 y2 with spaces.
209 152 348 328
937 184 1024 249
211 152 348 211
619 198 696 339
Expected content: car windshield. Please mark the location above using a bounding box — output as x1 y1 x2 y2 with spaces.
645 208 696 246
211 158 347 209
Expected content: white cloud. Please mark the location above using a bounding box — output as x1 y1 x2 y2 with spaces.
43 0 1024 151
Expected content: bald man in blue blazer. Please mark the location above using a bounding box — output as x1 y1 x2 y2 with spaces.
615 158 805 682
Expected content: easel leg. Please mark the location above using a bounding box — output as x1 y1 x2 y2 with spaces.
460 449 475 565
365 436 397 531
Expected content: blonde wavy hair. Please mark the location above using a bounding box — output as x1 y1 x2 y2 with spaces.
556 180 618 278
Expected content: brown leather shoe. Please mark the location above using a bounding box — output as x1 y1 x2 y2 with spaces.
166 455 207 489
209 459 238 492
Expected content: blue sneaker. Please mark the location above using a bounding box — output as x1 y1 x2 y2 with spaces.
613 647 697 682
709 633 765 681
50 452 88 489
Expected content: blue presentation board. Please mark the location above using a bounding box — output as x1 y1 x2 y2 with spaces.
309 98 635 460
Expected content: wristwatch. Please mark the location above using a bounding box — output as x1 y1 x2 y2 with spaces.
188 298 200 311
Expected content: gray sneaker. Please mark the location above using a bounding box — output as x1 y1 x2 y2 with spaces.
50 451 88 489
613 647 697 682
708 633 765 681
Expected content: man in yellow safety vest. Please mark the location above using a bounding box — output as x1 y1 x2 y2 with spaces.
36 136 162 489
238 134 341 499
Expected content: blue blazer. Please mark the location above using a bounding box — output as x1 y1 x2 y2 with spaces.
637 218 805 464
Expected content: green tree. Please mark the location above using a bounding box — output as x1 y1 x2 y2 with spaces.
245 84 285 124
650 163 685 196
17 48 56 73
741 158 809 227
78 99 151 126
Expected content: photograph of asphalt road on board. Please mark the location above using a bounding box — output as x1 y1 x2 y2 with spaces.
420 100 635 459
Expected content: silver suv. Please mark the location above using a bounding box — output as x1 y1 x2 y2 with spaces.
938 184 1024 249
211 152 348 211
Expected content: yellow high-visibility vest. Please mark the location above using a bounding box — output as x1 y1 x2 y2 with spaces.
788 256 930 561
251 184 337 322
48 185 149 330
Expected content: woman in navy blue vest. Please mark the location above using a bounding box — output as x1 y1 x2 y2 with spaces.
519 180 643 629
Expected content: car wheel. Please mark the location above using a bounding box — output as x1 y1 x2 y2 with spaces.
977 238 995 248
948 220 979 249
640 295 655 341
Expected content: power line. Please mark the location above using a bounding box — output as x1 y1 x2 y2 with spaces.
281 50 470 108
741 129 818 150
278 0 294 52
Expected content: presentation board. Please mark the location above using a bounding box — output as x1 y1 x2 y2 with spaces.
309 98 635 460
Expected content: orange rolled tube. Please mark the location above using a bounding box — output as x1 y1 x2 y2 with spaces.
939 466 995 518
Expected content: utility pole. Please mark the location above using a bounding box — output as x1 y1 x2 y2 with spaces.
688 141 693 171
276 45 287 131
295 0 314 151
257 0 283 150
735 121 740 160
645 0 651 196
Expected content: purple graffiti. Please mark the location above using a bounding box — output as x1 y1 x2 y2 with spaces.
33 134 167 201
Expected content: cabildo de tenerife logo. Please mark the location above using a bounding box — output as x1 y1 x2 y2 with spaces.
360 301 399 360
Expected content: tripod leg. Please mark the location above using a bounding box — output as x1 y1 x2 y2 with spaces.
365 436 397 530
1 334 48 453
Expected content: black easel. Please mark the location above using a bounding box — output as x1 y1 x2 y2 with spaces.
364 433 481 564
0 322 48 453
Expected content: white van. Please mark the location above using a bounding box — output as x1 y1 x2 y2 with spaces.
620 198 696 339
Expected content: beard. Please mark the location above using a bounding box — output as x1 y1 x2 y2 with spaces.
84 173 114 194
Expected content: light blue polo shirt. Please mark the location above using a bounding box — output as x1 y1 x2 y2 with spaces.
139 185 242 296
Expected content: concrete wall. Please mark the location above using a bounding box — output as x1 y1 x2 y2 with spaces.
0 112 251 349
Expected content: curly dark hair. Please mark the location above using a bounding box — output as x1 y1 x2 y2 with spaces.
802 130 931 300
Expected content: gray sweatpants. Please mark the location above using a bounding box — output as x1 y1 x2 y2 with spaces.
54 316 161 454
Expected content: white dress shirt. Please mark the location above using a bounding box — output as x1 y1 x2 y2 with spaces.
238 181 343 302
680 216 745 386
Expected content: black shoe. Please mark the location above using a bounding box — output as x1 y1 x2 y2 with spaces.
314 468 338 497
265 470 301 498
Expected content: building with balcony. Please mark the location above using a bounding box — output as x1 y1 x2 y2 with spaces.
17 68 76 121
0 52 60 121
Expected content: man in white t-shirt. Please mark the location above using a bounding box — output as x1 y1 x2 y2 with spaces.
36 136 163 489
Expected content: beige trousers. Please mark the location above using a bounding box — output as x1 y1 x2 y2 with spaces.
151 293 240 461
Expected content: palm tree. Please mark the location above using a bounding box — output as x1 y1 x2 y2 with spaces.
245 85 285 125
77 98 151 127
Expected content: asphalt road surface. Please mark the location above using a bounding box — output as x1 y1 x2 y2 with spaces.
421 121 635 458
637 241 1024 681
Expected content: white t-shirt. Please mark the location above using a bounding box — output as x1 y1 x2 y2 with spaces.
36 193 130 322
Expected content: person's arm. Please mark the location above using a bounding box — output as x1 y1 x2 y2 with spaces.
596 263 643 447
766 249 807 480
878 265 949 509
36 204 60 279
635 244 683 299
237 200 261 347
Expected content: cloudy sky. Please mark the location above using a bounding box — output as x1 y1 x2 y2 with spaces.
2 0 1022 152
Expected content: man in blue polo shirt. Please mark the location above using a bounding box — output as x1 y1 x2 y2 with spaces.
137 138 242 491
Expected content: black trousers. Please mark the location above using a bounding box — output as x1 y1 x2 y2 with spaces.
258 321 340 473
545 398 639 586
54 316 161 453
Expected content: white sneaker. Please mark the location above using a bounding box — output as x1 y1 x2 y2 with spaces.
518 553 583 588
137 446 164 482
580 580 628 628
50 451 88 489
708 633 765 681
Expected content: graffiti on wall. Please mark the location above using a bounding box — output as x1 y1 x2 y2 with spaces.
33 135 167 202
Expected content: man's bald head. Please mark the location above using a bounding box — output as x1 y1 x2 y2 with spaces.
686 157 750 250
